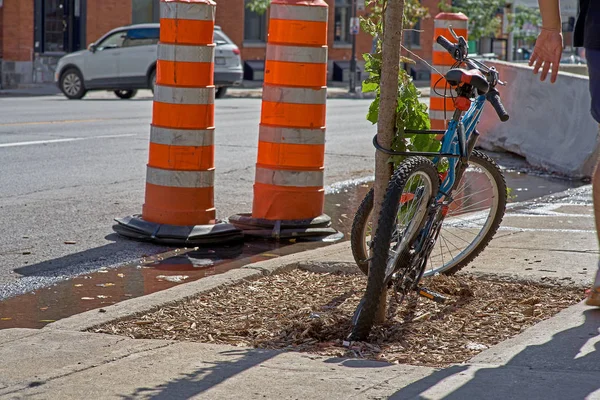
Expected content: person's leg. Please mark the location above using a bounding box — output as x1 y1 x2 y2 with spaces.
585 48 600 306
589 156 600 305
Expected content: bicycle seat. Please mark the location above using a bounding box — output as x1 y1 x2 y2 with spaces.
445 68 489 94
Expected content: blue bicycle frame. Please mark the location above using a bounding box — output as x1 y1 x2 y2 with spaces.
434 94 487 199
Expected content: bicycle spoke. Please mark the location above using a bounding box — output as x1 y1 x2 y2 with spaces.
441 227 475 244
447 198 494 215
451 187 493 204
444 214 489 228
440 233 455 260
441 232 463 254
443 222 487 235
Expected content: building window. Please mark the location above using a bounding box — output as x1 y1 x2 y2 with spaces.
43 0 67 52
244 0 266 42
334 0 351 43
132 0 159 24
35 0 84 54
404 19 421 48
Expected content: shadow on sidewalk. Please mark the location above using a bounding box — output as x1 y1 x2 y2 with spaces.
13 234 166 279
119 348 279 400
389 308 600 399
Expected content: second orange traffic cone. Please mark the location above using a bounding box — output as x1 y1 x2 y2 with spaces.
229 0 341 241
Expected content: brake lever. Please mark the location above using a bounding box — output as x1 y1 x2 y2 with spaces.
449 26 459 40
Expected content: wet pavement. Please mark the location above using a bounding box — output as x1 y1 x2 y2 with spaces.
486 150 586 202
0 240 332 329
0 151 588 330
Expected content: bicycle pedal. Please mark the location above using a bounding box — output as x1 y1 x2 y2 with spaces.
417 287 448 303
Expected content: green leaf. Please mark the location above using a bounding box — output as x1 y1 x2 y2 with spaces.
366 95 380 125
362 81 379 93
244 0 271 15
440 0 507 42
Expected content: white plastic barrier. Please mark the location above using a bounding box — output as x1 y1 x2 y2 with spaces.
477 60 599 178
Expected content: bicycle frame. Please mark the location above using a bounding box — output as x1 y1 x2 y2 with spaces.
434 94 487 199
376 93 488 200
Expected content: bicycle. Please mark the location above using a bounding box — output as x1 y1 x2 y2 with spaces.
349 28 510 340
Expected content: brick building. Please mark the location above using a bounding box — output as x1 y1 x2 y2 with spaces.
0 0 443 89
0 0 132 88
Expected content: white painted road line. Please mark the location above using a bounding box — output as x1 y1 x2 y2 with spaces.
0 134 138 148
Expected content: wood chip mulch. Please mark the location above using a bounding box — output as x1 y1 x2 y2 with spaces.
93 269 585 367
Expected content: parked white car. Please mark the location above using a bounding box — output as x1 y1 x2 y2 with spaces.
55 23 243 100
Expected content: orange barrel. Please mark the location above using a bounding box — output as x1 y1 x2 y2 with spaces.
253 0 328 221
228 0 340 241
113 0 242 244
430 12 468 131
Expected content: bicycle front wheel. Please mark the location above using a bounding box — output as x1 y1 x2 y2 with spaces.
351 157 439 340
423 150 507 276
350 150 506 278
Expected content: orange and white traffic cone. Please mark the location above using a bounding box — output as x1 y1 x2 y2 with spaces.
229 0 340 241
429 12 468 131
114 0 241 245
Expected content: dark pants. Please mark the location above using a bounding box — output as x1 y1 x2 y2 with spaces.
587 48 600 123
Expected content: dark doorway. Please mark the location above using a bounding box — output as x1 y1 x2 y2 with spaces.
34 0 85 54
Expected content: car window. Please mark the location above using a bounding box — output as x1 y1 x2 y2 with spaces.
122 28 160 48
214 31 229 46
96 31 126 50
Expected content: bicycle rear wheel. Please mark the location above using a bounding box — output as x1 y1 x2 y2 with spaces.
351 157 439 341
350 188 374 275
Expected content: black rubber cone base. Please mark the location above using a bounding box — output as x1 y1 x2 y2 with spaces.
228 213 343 242
113 215 243 246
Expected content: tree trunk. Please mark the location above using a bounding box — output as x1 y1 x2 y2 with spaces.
372 0 405 324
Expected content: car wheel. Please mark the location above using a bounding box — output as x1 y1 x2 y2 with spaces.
215 87 227 99
114 90 138 99
149 69 156 94
60 69 87 100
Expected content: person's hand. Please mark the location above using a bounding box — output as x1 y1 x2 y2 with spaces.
529 28 563 83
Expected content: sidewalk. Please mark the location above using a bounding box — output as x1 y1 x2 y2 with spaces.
0 83 60 97
0 186 598 399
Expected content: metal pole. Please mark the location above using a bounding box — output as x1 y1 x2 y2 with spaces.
349 0 357 93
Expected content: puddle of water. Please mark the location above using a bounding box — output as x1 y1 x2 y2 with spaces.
0 239 327 329
0 151 587 330
485 150 586 202
502 170 584 202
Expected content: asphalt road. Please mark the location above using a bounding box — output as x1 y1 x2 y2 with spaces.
0 90 378 299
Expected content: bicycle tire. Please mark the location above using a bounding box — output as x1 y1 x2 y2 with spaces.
433 150 506 275
350 150 506 278
350 187 373 275
351 156 439 340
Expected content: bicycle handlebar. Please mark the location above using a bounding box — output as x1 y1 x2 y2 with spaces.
436 35 456 56
436 33 509 122
486 89 509 122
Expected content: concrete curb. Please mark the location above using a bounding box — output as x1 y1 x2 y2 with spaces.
225 86 429 100
44 241 354 332
225 89 378 100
